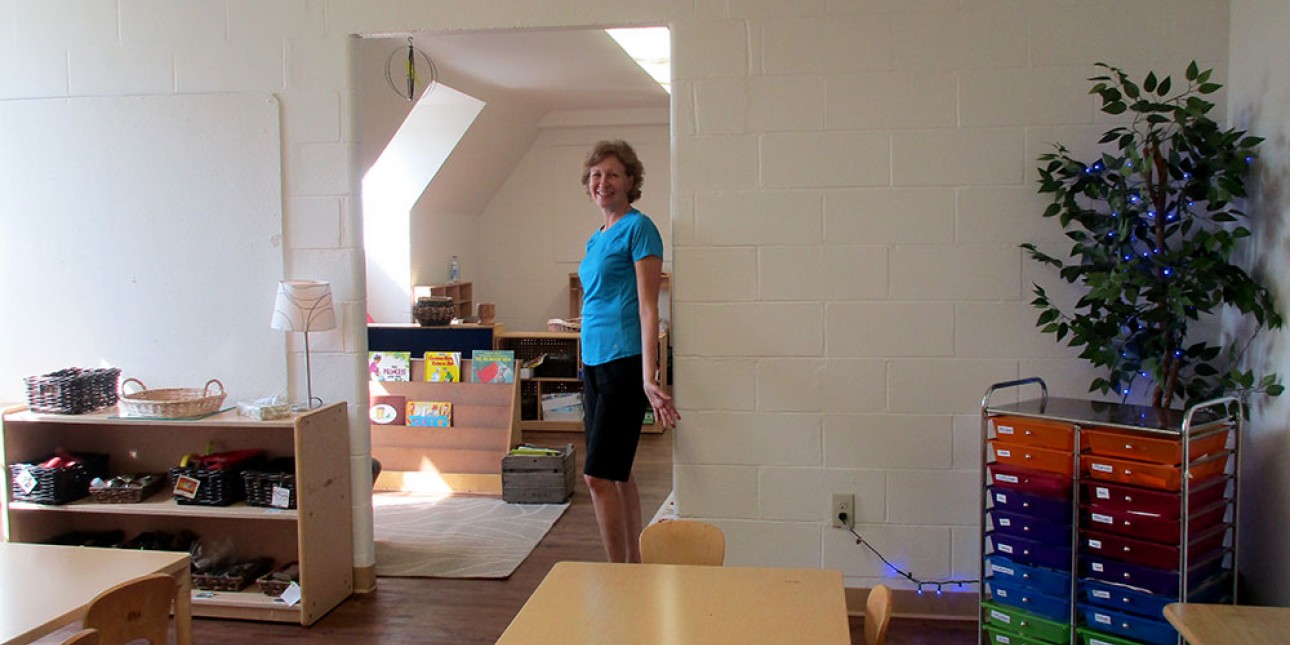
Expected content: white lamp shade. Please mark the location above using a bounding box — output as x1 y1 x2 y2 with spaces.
271 280 337 332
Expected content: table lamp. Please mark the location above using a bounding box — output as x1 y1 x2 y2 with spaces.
271 280 336 409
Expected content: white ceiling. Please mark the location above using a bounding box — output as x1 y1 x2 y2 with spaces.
408 27 670 112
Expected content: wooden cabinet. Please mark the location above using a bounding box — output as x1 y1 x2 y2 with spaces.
415 281 473 320
369 358 521 495
495 330 666 434
0 403 353 626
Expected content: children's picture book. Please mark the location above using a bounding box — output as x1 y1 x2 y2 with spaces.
423 351 462 382
471 349 516 383
407 401 452 427
369 394 406 425
369 352 411 381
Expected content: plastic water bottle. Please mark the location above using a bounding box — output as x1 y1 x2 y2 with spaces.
449 256 460 283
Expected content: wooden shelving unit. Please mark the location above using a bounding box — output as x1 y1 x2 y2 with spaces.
370 359 521 495
0 403 353 626
414 281 473 320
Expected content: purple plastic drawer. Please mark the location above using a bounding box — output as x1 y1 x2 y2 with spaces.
1081 525 1227 569
1080 551 1228 596
1079 477 1227 519
990 463 1072 499
989 579 1071 623
988 554 1073 596
991 532 1071 570
990 486 1073 523
1080 500 1228 543
992 509 1073 547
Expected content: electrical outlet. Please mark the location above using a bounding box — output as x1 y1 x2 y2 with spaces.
832 493 855 529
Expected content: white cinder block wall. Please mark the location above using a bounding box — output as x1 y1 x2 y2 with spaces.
7 0 1288 601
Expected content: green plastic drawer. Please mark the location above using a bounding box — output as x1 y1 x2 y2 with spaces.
983 600 1072 644
985 622 1062 645
1077 626 1152 645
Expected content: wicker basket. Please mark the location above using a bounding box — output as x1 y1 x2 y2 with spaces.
546 317 581 332
193 557 273 592
88 473 165 504
10 453 110 505
242 458 297 509
23 367 121 414
169 450 266 506
256 561 300 596
118 378 226 418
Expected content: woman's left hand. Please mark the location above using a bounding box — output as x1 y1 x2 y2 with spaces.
644 380 680 430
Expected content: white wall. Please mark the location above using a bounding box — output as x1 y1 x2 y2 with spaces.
3 0 1277 596
1229 0 1290 606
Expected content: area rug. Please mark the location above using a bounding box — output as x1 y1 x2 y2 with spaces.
373 493 570 579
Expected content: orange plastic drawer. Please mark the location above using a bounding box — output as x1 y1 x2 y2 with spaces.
1082 427 1230 465
1081 452 1230 492
991 416 1074 451
992 440 1074 477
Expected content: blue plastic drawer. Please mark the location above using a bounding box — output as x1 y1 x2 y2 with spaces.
992 532 1071 570
1080 577 1228 620
991 486 1073 523
989 555 1073 597
1080 551 1227 596
993 509 1073 547
1081 605 1178 645
990 579 1072 623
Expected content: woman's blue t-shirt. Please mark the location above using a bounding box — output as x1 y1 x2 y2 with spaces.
578 209 664 366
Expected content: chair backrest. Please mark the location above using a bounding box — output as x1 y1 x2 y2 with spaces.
82 573 175 645
639 519 725 566
864 584 893 645
60 628 100 645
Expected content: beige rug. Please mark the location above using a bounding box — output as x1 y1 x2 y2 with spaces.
373 493 570 579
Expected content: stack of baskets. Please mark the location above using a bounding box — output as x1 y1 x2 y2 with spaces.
23 367 121 414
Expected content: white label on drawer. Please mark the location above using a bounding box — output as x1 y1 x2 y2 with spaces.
998 425 1015 435
271 485 292 509
995 588 1009 598
1092 562 1105 572
991 564 1014 576
173 475 201 499
996 635 1011 644
998 543 1014 554
1092 463 1114 473
1092 513 1114 524
996 474 1019 484
995 492 1008 504
991 609 1012 624
1091 639 1113 645
1089 539 1103 549
15 468 36 494
999 517 1012 527
1093 589 1111 599
1096 486 1110 499
997 448 1012 458
1095 612 1111 625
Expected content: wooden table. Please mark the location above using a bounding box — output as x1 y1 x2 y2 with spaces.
497 562 850 644
0 542 192 645
1164 602 1290 645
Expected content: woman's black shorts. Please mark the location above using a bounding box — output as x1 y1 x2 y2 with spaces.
582 354 647 482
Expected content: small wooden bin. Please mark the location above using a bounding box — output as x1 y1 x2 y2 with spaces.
502 443 575 504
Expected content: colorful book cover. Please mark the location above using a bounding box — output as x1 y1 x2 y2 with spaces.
369 394 406 425
471 350 516 383
407 401 452 427
423 351 462 382
369 351 411 381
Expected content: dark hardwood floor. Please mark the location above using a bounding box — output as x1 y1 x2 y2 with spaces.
182 430 976 644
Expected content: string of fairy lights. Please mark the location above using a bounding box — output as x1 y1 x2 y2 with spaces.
845 525 979 595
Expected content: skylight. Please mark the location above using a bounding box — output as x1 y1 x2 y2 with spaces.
606 26 671 94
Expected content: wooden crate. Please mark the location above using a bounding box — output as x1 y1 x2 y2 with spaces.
502 443 576 504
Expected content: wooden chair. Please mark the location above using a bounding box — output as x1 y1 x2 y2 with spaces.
639 519 725 566
60 629 100 645
863 584 893 645
81 573 176 645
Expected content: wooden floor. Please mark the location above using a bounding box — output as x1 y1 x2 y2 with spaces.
186 429 977 644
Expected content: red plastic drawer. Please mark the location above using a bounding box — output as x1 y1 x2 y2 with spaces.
1082 427 1230 465
1080 477 1227 519
1081 525 1227 569
992 415 1074 451
1081 451 1229 491
990 463 1072 499
992 440 1074 477
1081 500 1228 543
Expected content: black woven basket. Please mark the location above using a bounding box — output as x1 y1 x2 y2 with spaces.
23 367 121 414
242 458 297 509
170 454 265 507
9 452 110 505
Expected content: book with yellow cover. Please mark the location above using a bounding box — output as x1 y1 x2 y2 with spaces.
423 351 462 382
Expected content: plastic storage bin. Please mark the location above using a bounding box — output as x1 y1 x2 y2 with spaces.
1082 426 1230 465
988 554 1073 597
991 486 1073 523
992 415 1075 451
1079 477 1227 519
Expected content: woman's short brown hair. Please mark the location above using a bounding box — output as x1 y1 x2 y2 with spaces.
581 139 645 203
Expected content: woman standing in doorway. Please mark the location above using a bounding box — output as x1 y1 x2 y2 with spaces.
578 139 680 563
